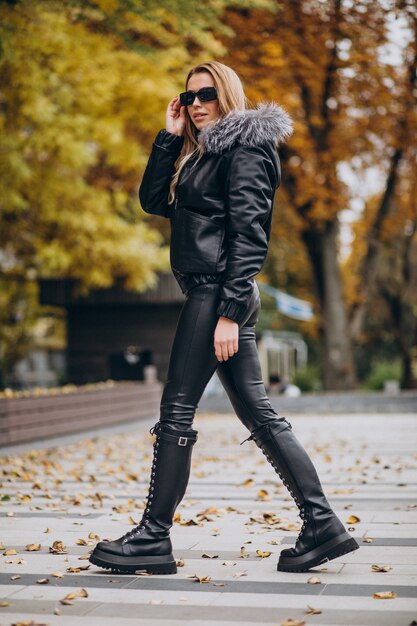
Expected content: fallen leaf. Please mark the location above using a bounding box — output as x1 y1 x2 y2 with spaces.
233 571 248 578
363 536 373 543
3 549 17 555
51 571 64 578
307 576 322 584
10 575 21 580
49 540 67 554
179 517 203 527
306 604 322 614
187 574 212 583
88 532 100 540
176 560 185 567
371 564 393 572
347 515 360 524
60 588 89 604
76 538 89 546
373 590 398 599
240 546 249 558
36 578 50 584
256 550 272 558
0 601 10 607
281 619 306 626
66 565 91 573
257 488 272 501
26 543 41 551
202 553 219 559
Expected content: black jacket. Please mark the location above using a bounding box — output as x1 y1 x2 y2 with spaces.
139 102 293 324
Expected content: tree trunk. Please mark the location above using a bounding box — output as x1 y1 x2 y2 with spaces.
303 220 357 390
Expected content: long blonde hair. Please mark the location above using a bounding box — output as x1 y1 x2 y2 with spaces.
168 61 250 205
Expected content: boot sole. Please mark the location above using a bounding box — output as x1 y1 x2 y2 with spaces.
89 549 177 575
277 531 359 572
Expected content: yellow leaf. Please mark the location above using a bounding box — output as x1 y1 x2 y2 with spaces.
373 590 398 599
347 515 360 524
256 550 272 558
88 532 100 540
371 564 393 572
257 489 272 501
241 479 254 486
26 543 41 551
66 565 91 573
49 540 67 553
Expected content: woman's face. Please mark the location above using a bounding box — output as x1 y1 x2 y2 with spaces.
186 72 221 130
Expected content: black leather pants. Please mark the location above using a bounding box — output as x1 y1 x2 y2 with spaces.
159 280 292 435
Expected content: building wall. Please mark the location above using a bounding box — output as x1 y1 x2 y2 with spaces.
67 304 182 385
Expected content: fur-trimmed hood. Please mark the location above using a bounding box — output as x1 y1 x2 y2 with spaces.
197 102 293 154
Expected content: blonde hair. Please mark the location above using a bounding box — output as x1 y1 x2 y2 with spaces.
168 61 250 205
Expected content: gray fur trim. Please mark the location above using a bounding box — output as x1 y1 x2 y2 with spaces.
197 102 293 154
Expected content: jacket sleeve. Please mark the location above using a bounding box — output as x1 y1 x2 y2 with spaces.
138 129 184 218
216 145 279 324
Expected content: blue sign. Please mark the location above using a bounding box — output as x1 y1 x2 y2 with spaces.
258 283 314 321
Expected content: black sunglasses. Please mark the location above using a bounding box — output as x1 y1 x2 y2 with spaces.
179 86 218 107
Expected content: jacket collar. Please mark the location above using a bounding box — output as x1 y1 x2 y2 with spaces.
197 102 293 154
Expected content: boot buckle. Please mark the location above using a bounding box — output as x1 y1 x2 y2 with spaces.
178 436 188 446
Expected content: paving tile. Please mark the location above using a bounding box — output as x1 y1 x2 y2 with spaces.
1 411 416 626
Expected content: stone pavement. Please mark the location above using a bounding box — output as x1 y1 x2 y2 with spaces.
0 411 416 626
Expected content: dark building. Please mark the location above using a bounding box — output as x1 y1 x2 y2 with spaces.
39 273 185 385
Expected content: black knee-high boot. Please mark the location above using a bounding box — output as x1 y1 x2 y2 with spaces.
89 422 198 574
246 420 359 572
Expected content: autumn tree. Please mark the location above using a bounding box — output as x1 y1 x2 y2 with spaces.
220 0 404 389
346 1 417 388
0 0 272 384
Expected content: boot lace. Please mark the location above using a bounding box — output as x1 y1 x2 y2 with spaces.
121 429 160 544
256 445 308 541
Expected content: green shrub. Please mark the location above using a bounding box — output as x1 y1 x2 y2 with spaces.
293 365 323 392
362 359 402 391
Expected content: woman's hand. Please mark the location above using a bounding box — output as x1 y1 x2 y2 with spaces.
166 96 186 136
214 316 239 362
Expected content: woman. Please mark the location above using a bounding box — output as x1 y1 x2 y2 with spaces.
89 61 359 575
